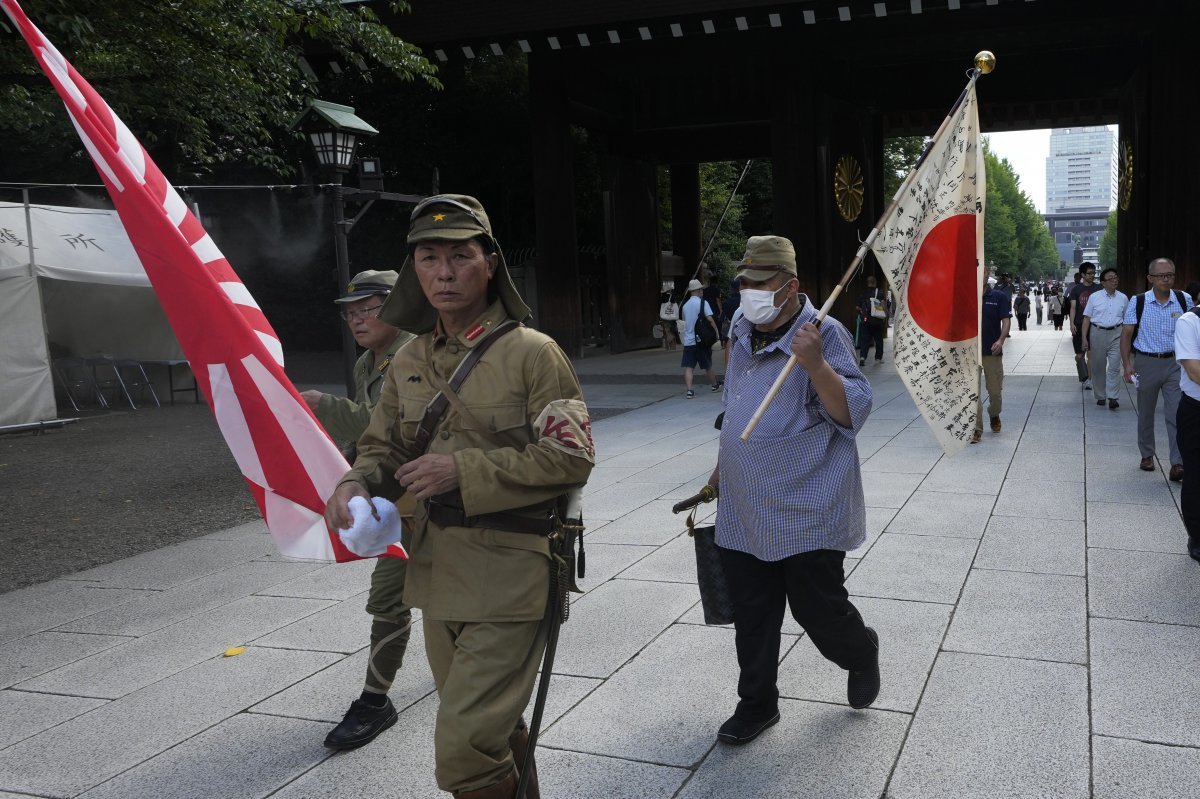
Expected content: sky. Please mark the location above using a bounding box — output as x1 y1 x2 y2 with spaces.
984 125 1119 214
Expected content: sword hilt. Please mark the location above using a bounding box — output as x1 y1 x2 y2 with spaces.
671 483 718 514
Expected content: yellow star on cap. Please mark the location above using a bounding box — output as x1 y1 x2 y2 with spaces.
432 213 446 222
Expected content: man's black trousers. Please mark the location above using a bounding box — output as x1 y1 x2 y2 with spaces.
718 546 875 722
1177 393 1200 552
858 320 885 361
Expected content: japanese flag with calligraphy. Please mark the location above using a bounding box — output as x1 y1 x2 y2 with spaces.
2 0 403 562
869 82 985 456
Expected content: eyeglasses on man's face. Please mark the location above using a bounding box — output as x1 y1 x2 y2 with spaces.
340 305 384 321
1150 272 1175 279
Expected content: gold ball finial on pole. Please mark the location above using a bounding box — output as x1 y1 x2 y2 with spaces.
974 50 996 74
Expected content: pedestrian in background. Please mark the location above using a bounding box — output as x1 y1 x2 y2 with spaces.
1013 287 1030 332
1121 257 1193 480
1048 290 1064 330
972 278 1012 443
1034 288 1044 326
680 278 721 398
1081 267 1128 409
856 275 888 366
1067 263 1100 390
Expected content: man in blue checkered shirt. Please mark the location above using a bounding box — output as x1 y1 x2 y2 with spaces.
706 235 879 747
1120 257 1194 480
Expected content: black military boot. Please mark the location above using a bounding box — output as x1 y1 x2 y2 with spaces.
454 769 518 799
323 694 398 750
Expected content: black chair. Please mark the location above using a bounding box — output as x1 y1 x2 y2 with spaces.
52 356 107 411
114 359 161 408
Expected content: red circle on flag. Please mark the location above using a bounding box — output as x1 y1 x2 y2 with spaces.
906 214 978 343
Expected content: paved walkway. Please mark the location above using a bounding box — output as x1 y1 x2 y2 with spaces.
2 322 1197 798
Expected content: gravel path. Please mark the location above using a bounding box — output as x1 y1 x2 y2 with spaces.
0 405 259 593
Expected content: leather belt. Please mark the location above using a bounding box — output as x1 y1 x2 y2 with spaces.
1092 324 1119 330
425 499 556 535
1134 349 1175 359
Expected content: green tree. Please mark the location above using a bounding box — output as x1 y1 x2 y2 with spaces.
1097 209 1118 267
981 141 1058 279
882 135 926 199
0 0 438 180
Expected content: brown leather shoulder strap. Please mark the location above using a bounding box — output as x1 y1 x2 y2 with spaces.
412 320 520 455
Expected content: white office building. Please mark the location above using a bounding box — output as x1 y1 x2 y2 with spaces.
1044 126 1117 266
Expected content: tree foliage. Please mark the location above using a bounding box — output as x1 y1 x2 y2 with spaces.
1097 209 1118 267
882 135 925 199
0 0 438 180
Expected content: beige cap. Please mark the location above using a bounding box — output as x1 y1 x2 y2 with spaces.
734 235 797 282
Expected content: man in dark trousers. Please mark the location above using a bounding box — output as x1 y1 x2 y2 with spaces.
1067 263 1100 390
972 278 1012 443
856 275 889 366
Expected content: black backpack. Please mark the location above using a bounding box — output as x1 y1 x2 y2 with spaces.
694 309 719 349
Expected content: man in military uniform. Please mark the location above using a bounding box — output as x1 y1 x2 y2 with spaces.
325 195 594 798
299 269 417 750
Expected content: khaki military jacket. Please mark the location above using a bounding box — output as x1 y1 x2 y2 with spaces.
316 332 413 443
341 301 595 622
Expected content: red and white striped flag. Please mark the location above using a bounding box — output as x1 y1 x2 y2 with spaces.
2 0 403 562
869 82 985 456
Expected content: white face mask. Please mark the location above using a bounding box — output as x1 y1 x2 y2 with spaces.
739 282 790 325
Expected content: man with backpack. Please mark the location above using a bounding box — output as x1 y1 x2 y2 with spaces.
680 278 722 397
856 275 889 366
1121 257 1193 480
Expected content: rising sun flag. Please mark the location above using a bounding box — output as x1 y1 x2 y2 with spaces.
868 76 985 455
1 0 404 562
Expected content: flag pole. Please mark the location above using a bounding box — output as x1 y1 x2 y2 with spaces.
739 51 995 441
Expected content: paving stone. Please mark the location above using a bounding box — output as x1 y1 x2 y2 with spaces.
1086 501 1189 554
862 445 943 474
18 595 334 699
197 518 270 541
585 498 702 546
974 516 1085 576
76 713 332 799
862 471 924 508
848 508 894 557
1091 618 1200 747
919 457 1008 495
0 647 338 798
845 534 976 604
1092 736 1200 799
0 690 107 750
544 624 795 767
885 491 994 538
891 424 941 448
254 558 376 600
1016 428 1085 455
60 537 276 590
0 581 152 644
1088 549 1200 625
679 699 908 799
1086 471 1177 506
994 478 1085 520
56 559 322 636
0 631 131 689
554 579 700 678
888 652 1089 799
253 691 442 798
658 472 712 498
777 596 951 712
253 592 373 654
582 466 646 494
1007 449 1084 483
617 531 696 583
571 543 657 595
856 435 890 460
537 749 688 798
527 674 604 732
859 417 910 437
583 481 672 522
944 569 1087 663
251 622 433 722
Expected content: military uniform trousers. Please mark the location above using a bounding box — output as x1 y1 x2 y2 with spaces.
974 354 1004 432
362 527 413 695
424 616 548 794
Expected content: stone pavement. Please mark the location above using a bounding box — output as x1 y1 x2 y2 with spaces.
2 322 1198 798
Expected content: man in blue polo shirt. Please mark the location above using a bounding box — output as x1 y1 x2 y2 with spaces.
972 278 1012 443
1121 257 1194 479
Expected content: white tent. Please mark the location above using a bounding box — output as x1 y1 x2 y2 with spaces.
0 201 184 426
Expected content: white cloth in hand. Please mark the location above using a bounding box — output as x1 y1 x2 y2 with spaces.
338 496 403 557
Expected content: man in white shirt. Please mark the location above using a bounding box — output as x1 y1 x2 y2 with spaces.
680 278 721 398
1081 267 1129 409
1174 305 1200 562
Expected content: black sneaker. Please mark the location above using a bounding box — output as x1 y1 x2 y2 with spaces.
847 627 880 709
717 711 780 745
324 696 398 750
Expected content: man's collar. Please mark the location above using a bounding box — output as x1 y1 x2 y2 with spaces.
433 300 511 348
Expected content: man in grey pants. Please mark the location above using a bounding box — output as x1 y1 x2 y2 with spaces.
1121 257 1194 480
1081 267 1128 409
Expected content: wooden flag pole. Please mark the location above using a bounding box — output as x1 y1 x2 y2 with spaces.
739 50 995 441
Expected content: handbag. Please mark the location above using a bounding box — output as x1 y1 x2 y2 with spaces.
675 492 734 626
659 301 679 321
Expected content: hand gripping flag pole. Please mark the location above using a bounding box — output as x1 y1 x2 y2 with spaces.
740 51 995 443
2 0 405 561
